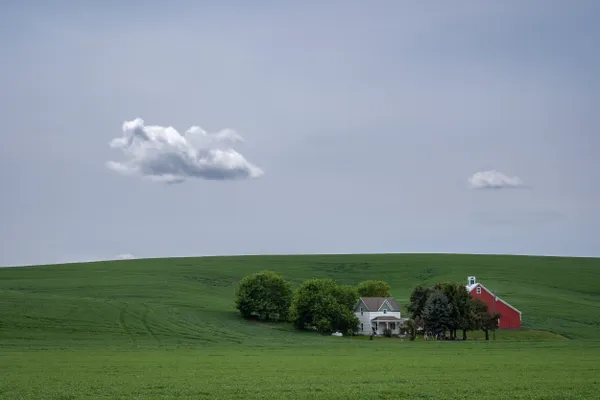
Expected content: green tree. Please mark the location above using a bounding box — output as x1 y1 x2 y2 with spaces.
457 297 479 340
434 281 472 339
357 280 391 297
403 318 418 341
234 270 292 322
334 284 361 309
422 289 453 337
407 284 432 320
289 278 359 335
472 298 501 340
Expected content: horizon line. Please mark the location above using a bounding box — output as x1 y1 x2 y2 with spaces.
2 250 598 268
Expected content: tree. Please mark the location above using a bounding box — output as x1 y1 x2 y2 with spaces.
434 281 472 339
288 278 359 335
403 318 417 340
422 289 453 337
334 284 361 310
457 297 479 340
407 284 432 320
357 280 391 297
234 270 292 322
472 298 501 340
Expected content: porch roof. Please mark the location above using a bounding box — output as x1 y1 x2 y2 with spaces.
371 316 403 322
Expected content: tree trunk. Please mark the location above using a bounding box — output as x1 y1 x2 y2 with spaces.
462 329 467 340
484 329 489 341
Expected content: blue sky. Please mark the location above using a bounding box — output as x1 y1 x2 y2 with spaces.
1 1 599 266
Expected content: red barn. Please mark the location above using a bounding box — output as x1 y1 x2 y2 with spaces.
466 276 522 329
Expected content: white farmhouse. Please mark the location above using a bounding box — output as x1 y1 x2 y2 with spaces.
354 297 405 336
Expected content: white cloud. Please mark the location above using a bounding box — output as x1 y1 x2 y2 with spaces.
116 253 136 260
468 170 524 189
107 118 264 183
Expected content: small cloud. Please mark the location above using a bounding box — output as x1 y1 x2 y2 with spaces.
468 170 524 189
116 253 136 260
107 118 264 183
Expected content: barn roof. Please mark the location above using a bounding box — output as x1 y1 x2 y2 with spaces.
466 282 522 316
358 297 401 312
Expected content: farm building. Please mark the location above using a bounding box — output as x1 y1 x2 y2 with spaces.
466 276 522 329
354 297 405 335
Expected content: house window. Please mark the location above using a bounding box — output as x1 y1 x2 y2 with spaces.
361 323 364 331
383 309 387 314
476 287 481 294
390 323 396 330
360 307 363 315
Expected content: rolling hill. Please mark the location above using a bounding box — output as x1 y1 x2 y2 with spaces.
1 253 599 349
2 253 600 399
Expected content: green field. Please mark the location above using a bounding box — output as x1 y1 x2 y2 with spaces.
1 253 600 399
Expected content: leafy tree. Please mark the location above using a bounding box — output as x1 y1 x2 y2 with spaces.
234 270 292 322
403 318 417 340
289 278 359 335
422 289 453 336
472 298 501 340
434 281 472 339
357 280 391 297
407 284 432 320
333 284 361 309
458 297 479 340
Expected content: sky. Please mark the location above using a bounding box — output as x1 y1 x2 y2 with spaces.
1 0 599 266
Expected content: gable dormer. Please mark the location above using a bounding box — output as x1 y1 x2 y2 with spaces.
378 300 394 314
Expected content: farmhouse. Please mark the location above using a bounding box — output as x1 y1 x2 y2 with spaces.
354 297 405 335
466 276 522 329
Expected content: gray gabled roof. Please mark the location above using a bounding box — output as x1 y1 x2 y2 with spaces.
357 297 401 312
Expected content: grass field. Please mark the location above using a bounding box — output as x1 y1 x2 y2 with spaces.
1 253 600 399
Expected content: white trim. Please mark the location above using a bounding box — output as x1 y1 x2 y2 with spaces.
377 299 393 312
467 283 522 315
354 298 369 312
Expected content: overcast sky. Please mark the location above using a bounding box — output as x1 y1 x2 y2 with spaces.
1 1 598 266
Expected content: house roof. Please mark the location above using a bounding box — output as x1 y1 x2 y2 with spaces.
466 282 522 317
358 297 401 312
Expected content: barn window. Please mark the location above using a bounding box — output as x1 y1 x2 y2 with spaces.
476 287 481 294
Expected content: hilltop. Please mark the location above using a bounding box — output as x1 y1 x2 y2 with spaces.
1 253 599 349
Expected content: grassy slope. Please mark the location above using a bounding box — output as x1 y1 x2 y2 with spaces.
1 253 599 348
1 253 600 399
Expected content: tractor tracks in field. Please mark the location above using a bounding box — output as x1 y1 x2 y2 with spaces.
141 304 162 346
106 300 162 347
103 300 137 347
117 303 137 347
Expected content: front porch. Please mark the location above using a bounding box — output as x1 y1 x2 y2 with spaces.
371 316 404 336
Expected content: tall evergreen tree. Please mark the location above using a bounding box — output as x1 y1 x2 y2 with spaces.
434 281 472 339
407 284 432 320
422 289 453 337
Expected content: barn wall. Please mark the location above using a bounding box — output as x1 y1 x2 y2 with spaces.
469 285 521 329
